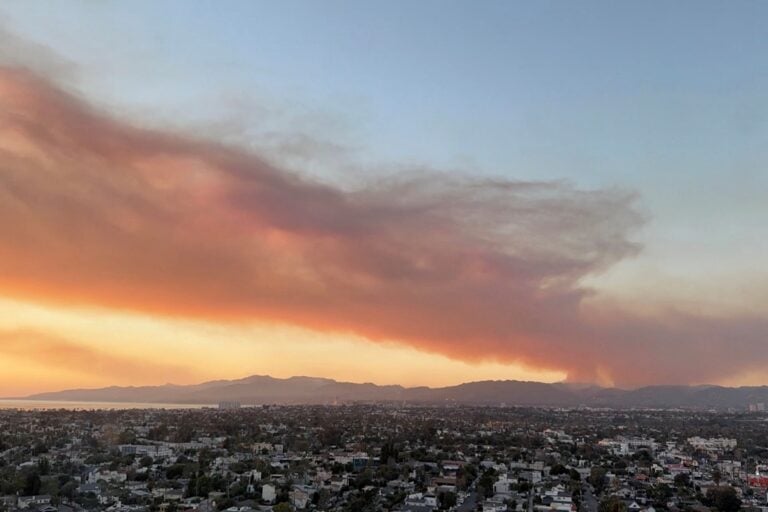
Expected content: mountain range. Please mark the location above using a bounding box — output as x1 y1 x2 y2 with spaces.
16 375 768 410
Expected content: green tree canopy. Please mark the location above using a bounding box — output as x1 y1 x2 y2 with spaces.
705 486 741 512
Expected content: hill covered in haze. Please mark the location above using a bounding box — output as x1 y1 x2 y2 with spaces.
18 375 768 410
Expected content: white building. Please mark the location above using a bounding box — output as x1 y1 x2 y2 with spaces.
262 484 276 503
687 437 737 452
290 487 310 509
18 496 51 509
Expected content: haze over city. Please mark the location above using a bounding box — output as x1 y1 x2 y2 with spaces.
1 1 767 397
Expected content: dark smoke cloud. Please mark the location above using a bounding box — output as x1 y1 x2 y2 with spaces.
1 66 765 386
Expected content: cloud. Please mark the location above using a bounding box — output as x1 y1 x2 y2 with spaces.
0 329 195 385
0 24 76 82
0 65 766 387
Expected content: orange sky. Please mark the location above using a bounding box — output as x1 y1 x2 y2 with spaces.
1 65 768 395
0 297 565 396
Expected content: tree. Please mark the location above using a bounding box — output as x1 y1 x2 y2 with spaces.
118 430 137 444
674 473 691 488
23 473 41 496
32 442 48 456
651 483 673 506
216 497 235 511
166 464 186 479
589 467 607 494
37 458 50 476
380 441 398 465
634 450 653 467
599 496 627 512
478 470 497 499
59 481 77 500
550 464 568 476
705 486 741 512
458 464 477 491
438 491 457 510
186 472 213 498
40 478 59 499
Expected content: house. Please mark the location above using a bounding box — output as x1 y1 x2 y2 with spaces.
88 468 127 484
289 487 310 509
494 474 513 495
261 484 276 503
483 497 508 512
18 495 52 509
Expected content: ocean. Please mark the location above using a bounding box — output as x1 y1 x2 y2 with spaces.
0 400 211 410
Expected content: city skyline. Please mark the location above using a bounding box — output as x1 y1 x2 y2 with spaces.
1 1 767 395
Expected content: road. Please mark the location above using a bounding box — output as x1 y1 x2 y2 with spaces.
582 486 598 512
456 490 478 512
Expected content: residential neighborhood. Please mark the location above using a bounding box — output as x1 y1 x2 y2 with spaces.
0 405 766 512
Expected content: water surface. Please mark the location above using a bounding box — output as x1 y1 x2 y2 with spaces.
0 400 210 410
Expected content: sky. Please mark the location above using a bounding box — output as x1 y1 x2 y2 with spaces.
0 0 766 395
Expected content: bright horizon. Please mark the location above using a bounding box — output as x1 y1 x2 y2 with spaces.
1 1 767 396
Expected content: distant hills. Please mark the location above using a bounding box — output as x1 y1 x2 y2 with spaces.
17 375 768 410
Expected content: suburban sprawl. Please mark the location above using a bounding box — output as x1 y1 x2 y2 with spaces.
1 405 767 512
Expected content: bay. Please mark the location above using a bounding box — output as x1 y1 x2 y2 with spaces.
0 399 211 410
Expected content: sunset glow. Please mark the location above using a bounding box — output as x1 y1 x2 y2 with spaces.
1 1 767 395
